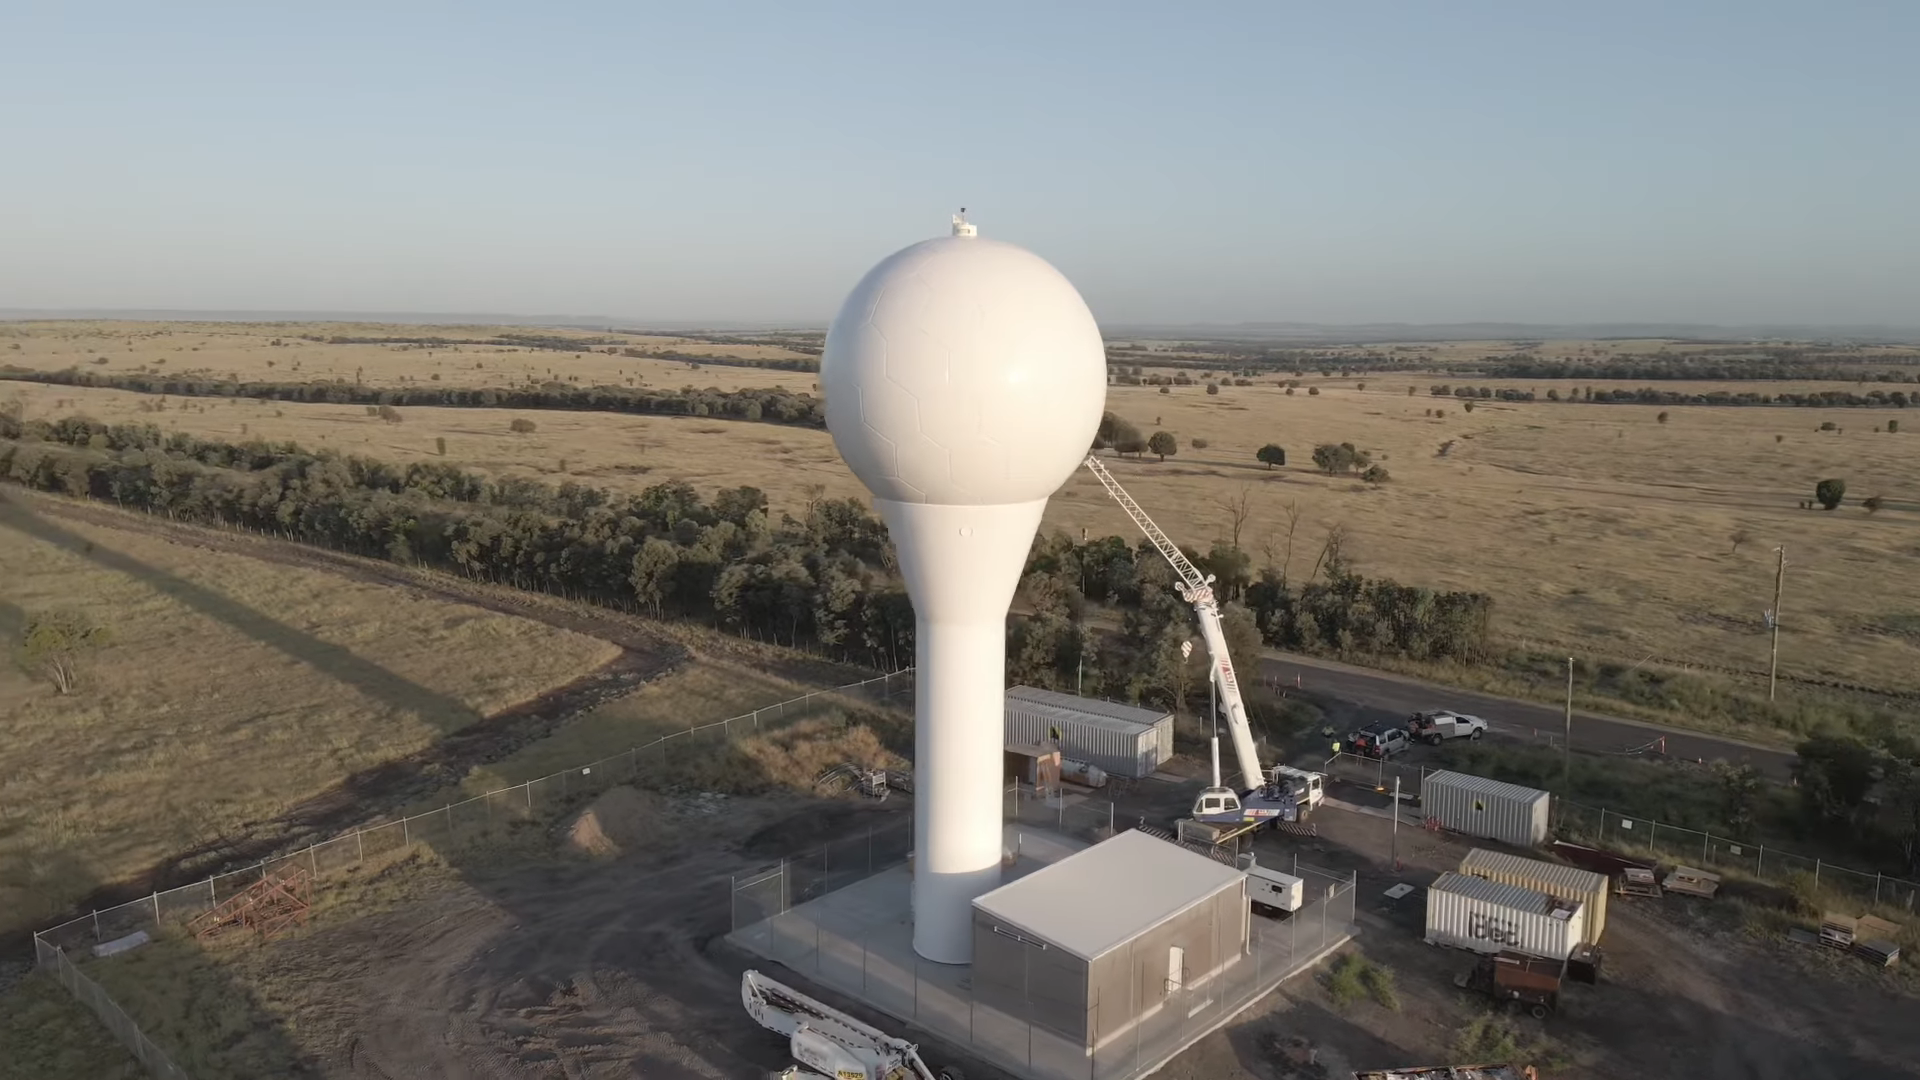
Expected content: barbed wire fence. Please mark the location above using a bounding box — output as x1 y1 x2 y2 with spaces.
30 667 914 1079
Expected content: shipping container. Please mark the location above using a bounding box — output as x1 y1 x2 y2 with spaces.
1004 687 1174 778
1426 872 1587 960
1459 848 1610 944
1421 771 1550 847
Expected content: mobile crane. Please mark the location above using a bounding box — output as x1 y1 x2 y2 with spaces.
1083 455 1324 826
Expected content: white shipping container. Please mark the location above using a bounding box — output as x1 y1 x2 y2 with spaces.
1422 771 1551 847
1425 872 1586 960
1004 688 1173 778
1459 848 1610 944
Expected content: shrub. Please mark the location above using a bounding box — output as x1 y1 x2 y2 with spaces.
1159 386 1170 394
435 437 447 456
1863 496 1883 514
1820 421 1837 431
1206 382 1220 395
1891 420 1901 434
1362 464 1390 484
510 418 538 434
1463 400 1475 412
1815 478 1846 510
1775 434 1784 443
1285 388 1295 396
1190 437 1209 449
1256 444 1287 469
1307 386 1320 396
1657 411 1670 424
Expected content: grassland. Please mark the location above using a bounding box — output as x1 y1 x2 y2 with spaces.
0 492 622 937
8 332 1918 701
0 319 817 392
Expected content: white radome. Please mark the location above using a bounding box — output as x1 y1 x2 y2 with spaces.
822 231 1108 505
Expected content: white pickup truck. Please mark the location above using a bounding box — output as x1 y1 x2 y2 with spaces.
1407 709 1489 745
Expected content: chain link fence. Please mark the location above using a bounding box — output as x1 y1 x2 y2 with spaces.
729 787 1357 1080
1317 751 1919 915
32 937 189 1080
1552 800 1920 913
30 669 914 1078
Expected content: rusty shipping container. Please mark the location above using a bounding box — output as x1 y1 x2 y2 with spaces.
1421 771 1550 847
1459 848 1610 944
1425 872 1587 960
1004 686 1173 779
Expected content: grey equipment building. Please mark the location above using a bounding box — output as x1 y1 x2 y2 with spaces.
970 829 1249 1054
1005 686 1176 779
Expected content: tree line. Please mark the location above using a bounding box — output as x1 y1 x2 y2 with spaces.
1479 350 1920 384
1430 383 1915 409
1 366 827 428
1 412 1496 721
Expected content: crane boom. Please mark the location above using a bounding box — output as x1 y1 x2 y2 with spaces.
1083 455 1265 792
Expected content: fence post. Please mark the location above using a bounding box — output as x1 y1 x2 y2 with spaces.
1876 873 1883 906
1815 859 1822 890
151 891 161 924
92 910 101 941
526 781 533 810
1702 832 1710 866
309 843 319 878
357 829 365 863
403 815 411 846
1648 821 1657 854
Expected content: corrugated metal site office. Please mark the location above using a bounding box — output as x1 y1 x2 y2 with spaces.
1421 770 1551 847
971 829 1248 1054
1005 686 1175 779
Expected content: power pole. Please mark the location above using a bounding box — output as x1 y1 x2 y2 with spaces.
1768 547 1787 702
1564 656 1574 783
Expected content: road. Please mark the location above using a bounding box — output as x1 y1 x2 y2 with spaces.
1253 649 1799 779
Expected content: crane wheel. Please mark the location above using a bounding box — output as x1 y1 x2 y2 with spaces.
1529 1003 1549 1019
939 1068 966 1080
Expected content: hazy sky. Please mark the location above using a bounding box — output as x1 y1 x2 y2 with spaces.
3 2 1915 326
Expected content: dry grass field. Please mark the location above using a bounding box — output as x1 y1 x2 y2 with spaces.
7 354 1917 697
0 319 817 392
0 491 622 937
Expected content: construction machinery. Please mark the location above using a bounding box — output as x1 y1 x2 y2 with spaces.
1084 455 1326 825
742 969 964 1080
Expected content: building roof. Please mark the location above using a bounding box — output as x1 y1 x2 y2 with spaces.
1460 849 1607 896
972 829 1244 962
1423 770 1550 805
1430 873 1580 919
1006 686 1171 731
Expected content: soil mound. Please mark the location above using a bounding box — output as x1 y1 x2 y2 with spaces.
565 785 665 857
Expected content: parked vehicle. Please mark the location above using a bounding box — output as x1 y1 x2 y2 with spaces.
1349 721 1412 759
1453 950 1564 1018
1408 709 1489 744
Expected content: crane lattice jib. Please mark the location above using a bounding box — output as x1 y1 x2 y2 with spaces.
1083 455 1212 601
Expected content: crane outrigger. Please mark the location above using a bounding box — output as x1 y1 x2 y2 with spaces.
1083 455 1323 826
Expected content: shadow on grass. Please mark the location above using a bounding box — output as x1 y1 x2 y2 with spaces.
0 496 481 733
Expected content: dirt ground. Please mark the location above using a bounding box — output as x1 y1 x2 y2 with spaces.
55 767 1914 1080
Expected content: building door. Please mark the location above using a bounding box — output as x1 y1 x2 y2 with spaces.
1166 946 1185 995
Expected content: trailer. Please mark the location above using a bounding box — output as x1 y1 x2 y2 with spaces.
1453 950 1564 1019
1237 853 1305 916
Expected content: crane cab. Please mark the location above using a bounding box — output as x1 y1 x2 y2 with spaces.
1191 785 1243 822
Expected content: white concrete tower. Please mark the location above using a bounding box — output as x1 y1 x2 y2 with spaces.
822 211 1107 964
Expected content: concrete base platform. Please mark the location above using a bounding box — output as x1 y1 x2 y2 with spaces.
729 825 1354 1080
